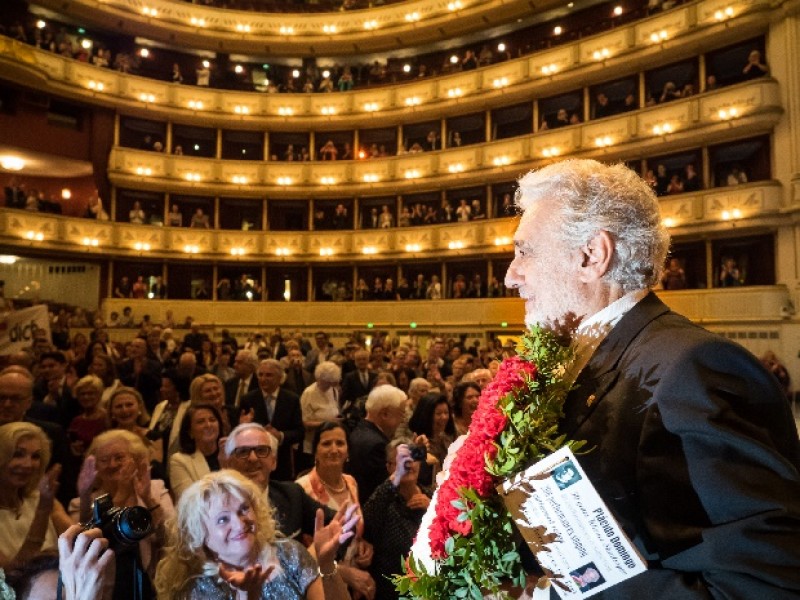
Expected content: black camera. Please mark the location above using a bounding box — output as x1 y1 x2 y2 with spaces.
83 493 153 550
408 444 427 462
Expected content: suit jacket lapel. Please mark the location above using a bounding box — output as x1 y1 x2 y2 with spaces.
562 292 671 439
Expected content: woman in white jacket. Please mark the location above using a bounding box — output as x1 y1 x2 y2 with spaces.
168 403 223 501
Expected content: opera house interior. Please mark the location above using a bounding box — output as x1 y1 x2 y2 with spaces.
0 0 799 383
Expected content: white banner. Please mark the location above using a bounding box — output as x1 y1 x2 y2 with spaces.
0 305 51 355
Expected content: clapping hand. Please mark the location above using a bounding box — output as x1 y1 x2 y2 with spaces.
313 503 359 566
38 463 61 505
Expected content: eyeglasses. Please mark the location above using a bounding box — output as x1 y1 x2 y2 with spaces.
231 445 272 460
96 453 130 466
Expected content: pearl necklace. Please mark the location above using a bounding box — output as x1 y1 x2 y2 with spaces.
319 475 347 494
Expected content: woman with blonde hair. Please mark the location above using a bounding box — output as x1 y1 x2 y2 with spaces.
155 469 355 599
108 387 162 468
67 374 108 457
189 373 235 435
0 422 72 569
71 428 173 587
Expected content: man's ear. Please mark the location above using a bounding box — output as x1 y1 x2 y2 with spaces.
578 230 615 282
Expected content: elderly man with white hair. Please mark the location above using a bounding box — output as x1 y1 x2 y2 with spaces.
224 349 259 407
347 385 408 503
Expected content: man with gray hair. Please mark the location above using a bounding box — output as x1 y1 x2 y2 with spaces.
239 358 303 480
224 349 259 407
502 159 800 596
348 384 408 502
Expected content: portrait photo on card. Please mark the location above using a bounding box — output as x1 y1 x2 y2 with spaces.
552 460 582 490
570 563 606 592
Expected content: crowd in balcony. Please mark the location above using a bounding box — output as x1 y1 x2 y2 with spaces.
0 0 698 96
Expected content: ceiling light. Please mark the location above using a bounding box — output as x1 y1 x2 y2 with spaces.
403 64 411 73
1 156 25 171
497 43 506 52
553 26 563 35
613 5 623 15
36 20 46 29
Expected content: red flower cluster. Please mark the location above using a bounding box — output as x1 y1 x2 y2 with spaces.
428 356 537 558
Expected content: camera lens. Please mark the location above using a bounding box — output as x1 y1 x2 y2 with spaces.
113 506 153 545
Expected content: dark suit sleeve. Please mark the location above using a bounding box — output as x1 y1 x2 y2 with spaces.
616 338 800 598
276 390 304 448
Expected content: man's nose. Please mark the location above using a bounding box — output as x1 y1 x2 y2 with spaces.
505 257 523 289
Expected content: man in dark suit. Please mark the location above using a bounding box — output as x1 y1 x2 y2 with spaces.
224 349 259 407
341 349 377 408
283 348 313 396
117 337 164 412
31 351 80 427
222 423 335 539
239 358 304 481
503 159 800 597
348 384 408 503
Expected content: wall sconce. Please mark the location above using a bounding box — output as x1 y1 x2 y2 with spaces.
25 231 44 241
662 218 675 228
190 17 206 26
718 107 739 120
652 123 673 135
230 247 246 256
277 177 293 186
320 176 336 185
592 48 611 60
236 24 251 32
231 175 248 184
447 88 463 98
275 248 291 256
142 7 157 16
493 156 511 166
0 156 25 171
362 246 377 254
320 106 337 115
363 20 379 30
362 174 380 183
405 11 420 21
404 169 421 179
234 105 250 114
542 147 560 158
650 30 668 43
448 163 464 173
61 189 72 200
595 136 613 147
494 236 511 245
323 24 338 33
319 248 334 256
448 241 464 249
492 77 509 88
447 0 462 10
188 100 204 110
184 172 202 182
714 6 734 20
405 244 421 252
139 93 156 103
87 81 105 91
135 167 152 176
541 64 558 75
721 208 742 221
405 97 422 106
279 26 294 34
183 244 200 254
82 237 99 247
278 107 294 116
133 242 151 251
363 102 380 112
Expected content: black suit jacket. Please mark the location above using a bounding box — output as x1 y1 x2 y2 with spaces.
240 387 304 481
341 370 377 407
267 480 335 539
224 375 258 407
552 292 800 598
347 419 390 503
118 359 163 412
283 366 314 397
